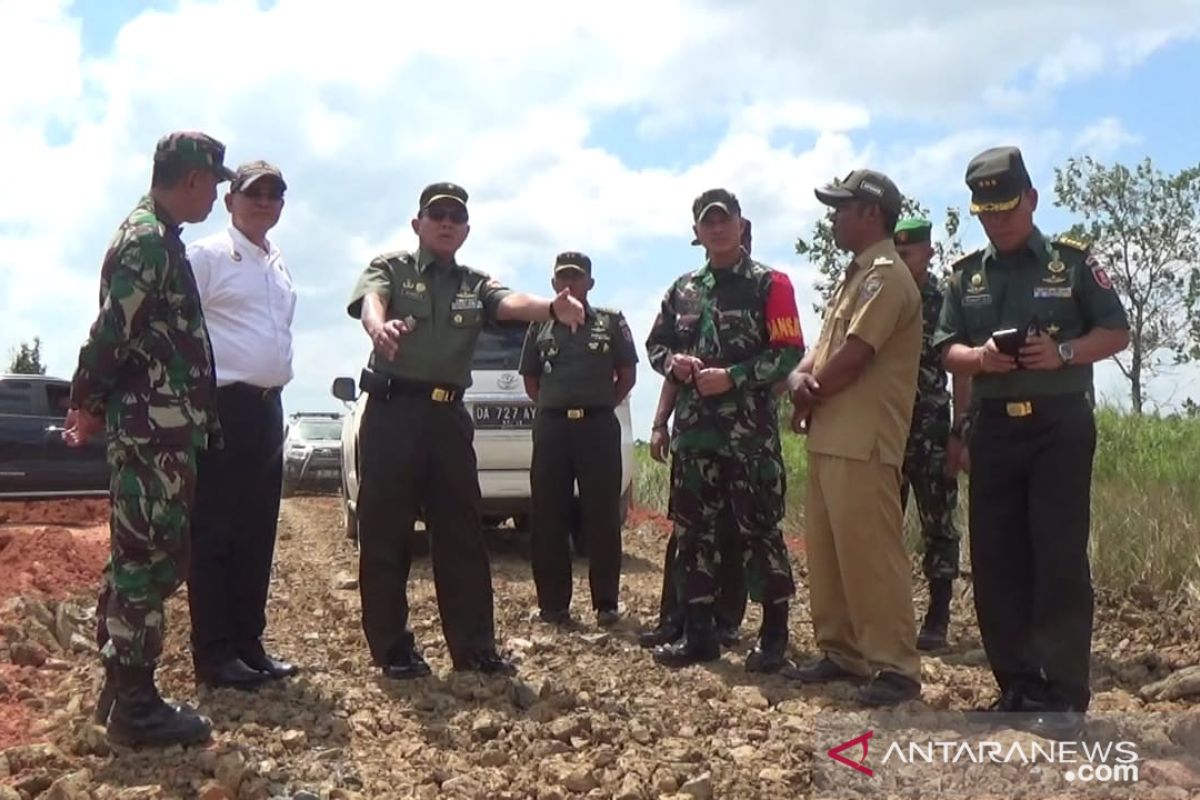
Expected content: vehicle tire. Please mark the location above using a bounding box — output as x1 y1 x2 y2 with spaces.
342 488 358 543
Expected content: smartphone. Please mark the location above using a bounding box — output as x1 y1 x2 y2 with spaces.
992 328 1024 358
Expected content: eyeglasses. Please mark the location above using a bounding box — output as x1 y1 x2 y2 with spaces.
424 207 468 224
240 188 284 201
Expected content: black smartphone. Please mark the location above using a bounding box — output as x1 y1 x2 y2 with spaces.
992 328 1024 358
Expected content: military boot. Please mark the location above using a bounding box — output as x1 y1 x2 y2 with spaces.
638 614 683 649
652 604 719 667
106 664 212 748
917 578 952 651
93 662 117 724
745 601 789 673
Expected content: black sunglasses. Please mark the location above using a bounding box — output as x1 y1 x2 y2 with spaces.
240 188 284 201
424 206 468 224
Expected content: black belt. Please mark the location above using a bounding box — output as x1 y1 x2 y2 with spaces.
976 393 1087 418
359 369 461 404
541 406 613 419
221 382 282 401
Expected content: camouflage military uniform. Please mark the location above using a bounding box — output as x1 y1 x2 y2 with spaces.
900 278 961 581
73 181 224 669
646 256 803 606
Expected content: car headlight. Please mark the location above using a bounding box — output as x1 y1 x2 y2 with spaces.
286 445 311 461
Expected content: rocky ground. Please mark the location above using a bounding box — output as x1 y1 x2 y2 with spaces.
0 496 1198 799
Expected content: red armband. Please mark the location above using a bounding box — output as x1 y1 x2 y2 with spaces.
765 270 804 348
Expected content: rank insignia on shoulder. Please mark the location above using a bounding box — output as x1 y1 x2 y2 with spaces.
1056 236 1089 251
872 256 895 267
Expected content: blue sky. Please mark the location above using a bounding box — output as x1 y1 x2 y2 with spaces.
3 0 1199 435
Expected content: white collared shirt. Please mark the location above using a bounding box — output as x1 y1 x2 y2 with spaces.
188 225 296 389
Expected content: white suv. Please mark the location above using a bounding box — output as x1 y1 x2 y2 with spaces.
331 320 636 545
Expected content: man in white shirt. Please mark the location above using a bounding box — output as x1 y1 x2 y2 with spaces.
186 161 298 689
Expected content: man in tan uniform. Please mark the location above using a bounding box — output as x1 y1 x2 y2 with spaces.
783 169 924 706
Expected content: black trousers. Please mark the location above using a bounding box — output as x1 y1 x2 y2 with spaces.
530 409 623 613
357 393 496 667
969 393 1096 711
187 384 284 667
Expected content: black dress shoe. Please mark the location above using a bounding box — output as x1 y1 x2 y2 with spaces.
456 650 517 676
638 621 683 649
539 608 573 626
781 657 865 684
856 671 921 706
595 609 620 628
1024 710 1086 741
195 657 271 690
715 624 740 648
239 646 299 679
381 640 432 680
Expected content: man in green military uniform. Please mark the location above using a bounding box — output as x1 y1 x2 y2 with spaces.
519 251 638 627
640 221 754 649
891 218 963 651
935 146 1130 739
645 189 804 671
65 131 234 747
347 182 586 679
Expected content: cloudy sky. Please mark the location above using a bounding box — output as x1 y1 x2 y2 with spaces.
3 0 1199 434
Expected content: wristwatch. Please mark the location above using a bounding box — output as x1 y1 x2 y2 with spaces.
1057 341 1075 364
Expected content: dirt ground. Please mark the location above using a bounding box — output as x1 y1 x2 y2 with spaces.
0 496 1198 799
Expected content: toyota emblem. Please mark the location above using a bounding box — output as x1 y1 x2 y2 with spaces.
497 373 519 390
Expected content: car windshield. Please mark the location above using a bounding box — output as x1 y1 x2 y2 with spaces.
294 419 342 440
472 321 529 371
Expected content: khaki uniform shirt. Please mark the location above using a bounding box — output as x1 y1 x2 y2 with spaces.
807 238 922 467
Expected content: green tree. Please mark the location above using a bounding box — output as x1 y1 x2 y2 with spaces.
7 337 47 375
795 200 963 314
1053 157 1200 415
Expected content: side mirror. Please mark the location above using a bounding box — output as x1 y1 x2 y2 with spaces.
331 377 358 403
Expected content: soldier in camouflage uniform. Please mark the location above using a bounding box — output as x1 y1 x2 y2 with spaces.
645 189 804 671
66 132 234 747
892 218 962 651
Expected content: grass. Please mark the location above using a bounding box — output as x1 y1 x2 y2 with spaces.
633 407 1200 597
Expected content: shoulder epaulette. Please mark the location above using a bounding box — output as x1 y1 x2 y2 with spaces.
593 306 620 316
1054 236 1090 252
951 248 983 272
374 249 414 264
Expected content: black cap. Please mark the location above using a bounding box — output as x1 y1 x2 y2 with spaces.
815 169 902 215
692 188 741 223
553 251 591 277
965 146 1032 214
419 182 468 209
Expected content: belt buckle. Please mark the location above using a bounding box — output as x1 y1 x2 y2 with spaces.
567 408 584 420
431 387 451 403
1005 401 1033 417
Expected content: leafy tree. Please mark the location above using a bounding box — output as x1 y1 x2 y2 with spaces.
7 337 47 375
1053 157 1200 415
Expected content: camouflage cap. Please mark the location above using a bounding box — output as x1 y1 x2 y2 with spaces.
692 188 741 223
231 160 287 193
153 131 236 181
893 217 932 244
815 169 902 215
419 181 468 209
965 146 1032 214
553 251 592 277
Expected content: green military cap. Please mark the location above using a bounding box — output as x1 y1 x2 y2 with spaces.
553 251 592 276
893 217 932 244
419 181 468 209
153 131 236 181
815 168 902 214
965 146 1032 214
692 188 742 223
231 160 287 193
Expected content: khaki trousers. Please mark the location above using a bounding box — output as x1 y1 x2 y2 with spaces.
805 451 920 682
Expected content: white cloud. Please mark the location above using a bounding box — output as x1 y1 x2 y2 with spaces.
2 0 1198 430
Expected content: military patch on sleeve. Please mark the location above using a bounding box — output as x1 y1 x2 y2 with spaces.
1086 253 1114 290
860 273 884 302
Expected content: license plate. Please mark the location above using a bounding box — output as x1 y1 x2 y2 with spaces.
472 403 536 430
312 469 338 479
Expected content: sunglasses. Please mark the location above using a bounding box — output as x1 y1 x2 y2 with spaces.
424 206 468 224
240 188 284 201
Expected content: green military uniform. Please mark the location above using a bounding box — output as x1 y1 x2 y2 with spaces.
73 131 233 746
347 182 515 676
519 252 638 621
934 147 1130 717
645 189 803 670
893 218 962 651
